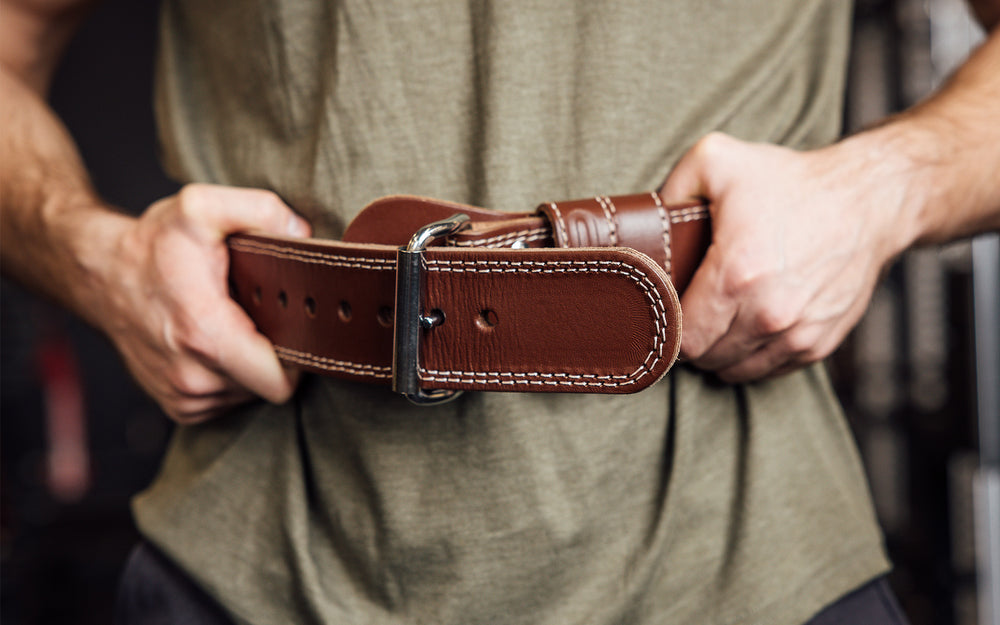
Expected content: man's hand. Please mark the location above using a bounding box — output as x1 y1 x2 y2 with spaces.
95 184 312 423
660 132 914 383
661 24 1000 384
1 4 314 424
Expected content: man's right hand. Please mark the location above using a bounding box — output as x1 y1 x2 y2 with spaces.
0 0 309 423
2 3 314 423
91 184 312 423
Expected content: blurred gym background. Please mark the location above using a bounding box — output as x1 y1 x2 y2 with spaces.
1 0 997 623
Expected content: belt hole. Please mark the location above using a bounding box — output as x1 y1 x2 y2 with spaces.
278 290 288 309
304 296 317 318
252 286 262 305
376 306 393 328
338 300 352 323
476 308 499 330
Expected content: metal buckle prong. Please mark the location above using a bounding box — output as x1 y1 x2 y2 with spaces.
392 213 470 405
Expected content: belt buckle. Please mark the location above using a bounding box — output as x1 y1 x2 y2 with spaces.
392 213 470 405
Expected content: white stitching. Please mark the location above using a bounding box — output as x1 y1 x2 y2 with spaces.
547 202 569 247
275 346 392 378
229 239 395 271
449 228 549 248
233 242 672 388
604 196 620 246
669 206 709 223
476 233 549 249
651 192 671 276
417 258 668 387
596 196 619 246
232 241 395 381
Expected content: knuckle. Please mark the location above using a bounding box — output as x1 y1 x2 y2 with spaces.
782 326 835 364
782 328 815 355
226 189 280 230
258 188 283 206
688 136 713 164
719 252 766 295
166 361 216 398
247 196 275 223
692 132 730 161
176 324 218 362
751 305 795 337
682 344 707 362
723 265 757 295
680 331 709 361
255 190 293 223
802 344 831 364
176 183 200 205
175 184 206 219
144 195 173 217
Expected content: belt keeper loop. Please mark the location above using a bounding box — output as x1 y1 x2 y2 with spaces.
391 213 470 405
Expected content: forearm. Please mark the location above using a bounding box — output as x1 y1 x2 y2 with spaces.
1 61 309 420
836 27 1000 252
0 64 132 327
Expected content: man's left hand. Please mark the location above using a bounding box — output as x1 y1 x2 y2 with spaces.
660 132 914 383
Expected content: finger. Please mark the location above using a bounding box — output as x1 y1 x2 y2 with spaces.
712 318 821 383
690 321 768 372
690 288 801 371
678 245 740 360
170 389 256 425
715 295 864 383
158 366 257 423
716 328 826 384
211 302 299 404
660 132 743 202
178 183 312 240
715 337 795 384
660 141 711 202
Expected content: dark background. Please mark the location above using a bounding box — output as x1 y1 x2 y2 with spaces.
1 1 176 623
0 1 991 623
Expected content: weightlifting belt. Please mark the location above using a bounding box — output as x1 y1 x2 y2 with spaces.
227 192 710 402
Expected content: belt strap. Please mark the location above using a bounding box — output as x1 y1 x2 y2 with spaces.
227 193 710 397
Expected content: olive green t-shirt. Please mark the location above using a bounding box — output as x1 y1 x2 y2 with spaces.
137 1 890 623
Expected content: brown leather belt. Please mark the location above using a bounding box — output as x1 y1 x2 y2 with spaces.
227 193 710 403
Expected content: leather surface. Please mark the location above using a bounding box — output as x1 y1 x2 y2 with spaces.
228 193 710 394
347 193 709 293
538 193 708 294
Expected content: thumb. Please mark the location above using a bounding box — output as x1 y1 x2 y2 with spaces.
213 304 301 404
180 183 312 240
677 243 734 361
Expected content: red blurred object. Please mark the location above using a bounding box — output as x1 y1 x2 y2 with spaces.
36 332 90 502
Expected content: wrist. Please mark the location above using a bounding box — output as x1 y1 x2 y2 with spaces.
44 194 137 328
822 124 931 261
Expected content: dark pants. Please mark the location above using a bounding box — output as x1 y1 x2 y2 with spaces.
114 543 237 625
115 542 911 625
